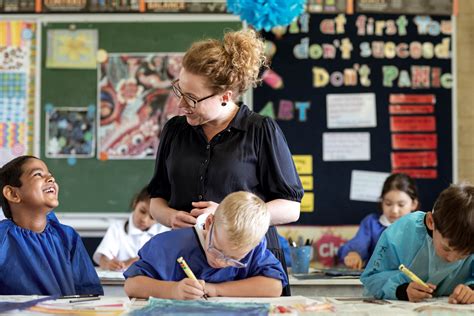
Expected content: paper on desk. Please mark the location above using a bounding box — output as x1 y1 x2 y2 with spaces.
31 296 130 313
96 269 126 280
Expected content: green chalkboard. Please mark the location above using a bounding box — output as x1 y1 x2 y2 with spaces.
40 20 242 213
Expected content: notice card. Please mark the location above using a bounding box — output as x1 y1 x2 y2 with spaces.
326 93 376 128
350 170 390 202
323 132 370 161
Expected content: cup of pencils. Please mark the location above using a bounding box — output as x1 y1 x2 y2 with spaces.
290 245 312 274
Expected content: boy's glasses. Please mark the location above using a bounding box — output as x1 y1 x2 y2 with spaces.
207 223 248 268
171 79 216 108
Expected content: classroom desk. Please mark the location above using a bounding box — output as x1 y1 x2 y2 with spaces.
289 275 364 297
2 295 472 315
99 273 364 298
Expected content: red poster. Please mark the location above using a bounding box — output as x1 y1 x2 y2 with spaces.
390 116 436 132
392 134 437 149
389 94 436 104
391 151 437 168
392 169 438 179
389 105 434 114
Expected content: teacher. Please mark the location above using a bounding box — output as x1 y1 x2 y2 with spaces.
148 28 304 296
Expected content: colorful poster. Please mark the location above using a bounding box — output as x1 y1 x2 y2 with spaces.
46 29 98 69
0 21 36 167
46 107 95 158
98 53 183 159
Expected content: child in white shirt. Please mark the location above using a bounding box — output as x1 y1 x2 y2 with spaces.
93 187 169 271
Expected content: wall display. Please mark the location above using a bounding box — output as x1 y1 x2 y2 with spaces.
98 53 182 160
0 21 36 167
254 12 453 225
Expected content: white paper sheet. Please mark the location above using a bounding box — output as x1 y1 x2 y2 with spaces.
350 170 390 202
323 132 371 161
327 93 376 128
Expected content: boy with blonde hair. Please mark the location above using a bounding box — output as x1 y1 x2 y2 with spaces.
124 191 288 299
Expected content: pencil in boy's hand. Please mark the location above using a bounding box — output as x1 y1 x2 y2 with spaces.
399 264 430 289
177 256 209 300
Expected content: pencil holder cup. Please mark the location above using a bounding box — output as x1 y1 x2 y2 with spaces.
290 246 311 274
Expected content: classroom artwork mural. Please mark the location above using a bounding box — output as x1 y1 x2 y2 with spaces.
46 29 98 69
254 12 453 228
45 106 95 158
0 21 36 167
97 53 183 160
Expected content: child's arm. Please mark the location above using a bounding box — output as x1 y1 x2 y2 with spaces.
124 276 206 300
205 276 282 297
360 223 424 300
98 254 126 271
337 214 375 267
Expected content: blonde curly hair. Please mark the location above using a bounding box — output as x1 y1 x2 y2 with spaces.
182 28 267 97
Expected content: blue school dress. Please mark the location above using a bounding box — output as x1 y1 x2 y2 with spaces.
337 213 388 264
0 215 103 295
361 211 474 300
124 227 288 287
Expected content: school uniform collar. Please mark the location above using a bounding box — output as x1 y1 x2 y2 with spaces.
127 213 159 236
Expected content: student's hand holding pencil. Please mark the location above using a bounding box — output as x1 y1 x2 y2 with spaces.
174 278 208 300
448 284 474 304
104 257 126 271
406 281 436 302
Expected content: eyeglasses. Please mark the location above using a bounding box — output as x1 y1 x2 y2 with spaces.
171 79 216 108
207 223 248 268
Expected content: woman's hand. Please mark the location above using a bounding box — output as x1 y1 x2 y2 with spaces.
406 282 436 302
344 251 363 270
190 201 219 217
170 211 197 229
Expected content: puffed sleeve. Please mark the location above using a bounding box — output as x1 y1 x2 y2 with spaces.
148 116 182 200
238 238 288 287
70 231 104 295
257 117 304 202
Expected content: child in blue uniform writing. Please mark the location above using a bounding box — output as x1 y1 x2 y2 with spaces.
124 191 288 299
361 183 474 304
338 173 419 269
0 155 103 295
93 186 169 271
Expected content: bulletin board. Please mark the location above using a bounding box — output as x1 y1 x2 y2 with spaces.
40 20 242 213
254 13 454 226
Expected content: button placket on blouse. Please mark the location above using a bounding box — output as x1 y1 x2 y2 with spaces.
198 142 211 201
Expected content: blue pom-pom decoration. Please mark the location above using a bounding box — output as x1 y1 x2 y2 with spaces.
227 0 306 32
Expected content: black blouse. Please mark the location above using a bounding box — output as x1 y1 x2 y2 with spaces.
148 104 303 211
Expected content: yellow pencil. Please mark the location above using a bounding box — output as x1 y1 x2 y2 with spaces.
399 264 430 289
177 256 209 300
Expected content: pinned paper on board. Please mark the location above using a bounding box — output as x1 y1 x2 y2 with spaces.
323 132 370 161
98 53 183 159
326 93 376 129
46 29 98 69
350 170 390 202
46 107 95 158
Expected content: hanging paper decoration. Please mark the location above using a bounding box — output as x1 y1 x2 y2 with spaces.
227 0 306 31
